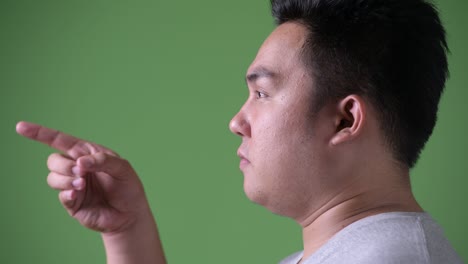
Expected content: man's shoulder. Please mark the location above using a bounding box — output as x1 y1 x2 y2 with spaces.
280 212 463 264
279 251 302 264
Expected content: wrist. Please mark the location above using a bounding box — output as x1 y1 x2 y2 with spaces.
101 207 166 264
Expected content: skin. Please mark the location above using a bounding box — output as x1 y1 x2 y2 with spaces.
230 22 336 218
229 22 423 261
17 21 422 264
15 121 167 264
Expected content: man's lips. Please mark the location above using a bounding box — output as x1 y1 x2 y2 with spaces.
237 149 250 170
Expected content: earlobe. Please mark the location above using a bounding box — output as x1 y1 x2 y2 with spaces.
330 95 365 146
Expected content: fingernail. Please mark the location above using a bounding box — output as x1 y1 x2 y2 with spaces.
72 178 84 190
71 166 80 176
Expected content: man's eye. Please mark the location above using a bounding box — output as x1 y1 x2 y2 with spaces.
256 91 267 98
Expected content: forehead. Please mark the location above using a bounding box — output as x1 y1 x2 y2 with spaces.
248 22 309 75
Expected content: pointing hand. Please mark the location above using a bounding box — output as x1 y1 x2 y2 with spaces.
16 121 149 233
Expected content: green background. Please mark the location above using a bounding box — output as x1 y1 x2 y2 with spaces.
0 0 466 263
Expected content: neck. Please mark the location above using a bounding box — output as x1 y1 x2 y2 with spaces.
297 171 423 261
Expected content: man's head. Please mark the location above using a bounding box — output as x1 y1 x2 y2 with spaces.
271 0 449 168
230 0 448 219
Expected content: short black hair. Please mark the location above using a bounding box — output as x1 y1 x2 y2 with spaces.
271 0 449 168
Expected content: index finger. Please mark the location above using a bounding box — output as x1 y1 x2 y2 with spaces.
16 121 87 158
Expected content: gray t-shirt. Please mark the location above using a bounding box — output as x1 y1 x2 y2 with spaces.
280 212 463 264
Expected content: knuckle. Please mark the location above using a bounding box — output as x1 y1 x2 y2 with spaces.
69 141 90 159
47 172 70 189
84 142 98 154
105 149 120 157
94 152 107 163
46 153 59 168
46 172 55 186
58 192 68 204
110 157 132 177
121 158 130 167
119 158 132 172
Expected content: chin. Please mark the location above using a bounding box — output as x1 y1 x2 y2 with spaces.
243 182 290 216
243 180 267 205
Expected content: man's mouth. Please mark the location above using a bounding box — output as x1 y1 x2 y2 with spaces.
237 149 250 170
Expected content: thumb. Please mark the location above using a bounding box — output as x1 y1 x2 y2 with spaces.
77 152 134 180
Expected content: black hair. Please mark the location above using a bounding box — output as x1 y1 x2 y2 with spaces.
271 0 449 168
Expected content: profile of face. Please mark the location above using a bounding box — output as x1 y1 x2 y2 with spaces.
229 22 340 219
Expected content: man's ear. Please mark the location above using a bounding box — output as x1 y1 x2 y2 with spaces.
330 95 366 146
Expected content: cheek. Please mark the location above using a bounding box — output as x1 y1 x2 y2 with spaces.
251 106 315 175
244 101 331 214
247 117 324 214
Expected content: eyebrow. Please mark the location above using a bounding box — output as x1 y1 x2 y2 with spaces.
245 67 276 85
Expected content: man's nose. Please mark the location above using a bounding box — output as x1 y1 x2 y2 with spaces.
229 108 251 138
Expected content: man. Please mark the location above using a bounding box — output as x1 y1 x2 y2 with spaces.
16 0 462 263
